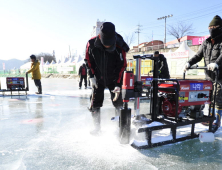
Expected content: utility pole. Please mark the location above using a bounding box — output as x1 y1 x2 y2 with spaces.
157 14 173 48
135 24 142 52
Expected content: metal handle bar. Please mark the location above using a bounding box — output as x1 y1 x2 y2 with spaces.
133 54 155 60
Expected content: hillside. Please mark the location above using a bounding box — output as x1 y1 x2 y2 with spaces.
0 59 26 70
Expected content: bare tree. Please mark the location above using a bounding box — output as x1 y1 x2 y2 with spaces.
168 22 193 43
124 33 135 47
25 52 57 63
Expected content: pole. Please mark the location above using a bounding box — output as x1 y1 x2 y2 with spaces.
157 15 173 49
69 45 71 58
165 17 166 49
135 24 142 52
134 58 141 115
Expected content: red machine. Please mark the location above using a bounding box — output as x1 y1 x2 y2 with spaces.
158 80 212 118
6 77 25 90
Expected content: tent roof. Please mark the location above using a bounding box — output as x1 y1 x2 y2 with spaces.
57 59 61 64
20 62 32 69
62 57 69 64
51 60 56 65
175 41 196 58
45 61 50 65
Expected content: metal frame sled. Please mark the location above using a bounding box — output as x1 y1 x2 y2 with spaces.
0 73 29 96
119 55 218 149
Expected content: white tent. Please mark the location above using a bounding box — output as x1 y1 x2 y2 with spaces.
45 61 50 65
76 55 84 72
57 59 61 64
65 56 76 65
20 62 32 70
50 60 56 65
62 57 69 64
165 42 197 76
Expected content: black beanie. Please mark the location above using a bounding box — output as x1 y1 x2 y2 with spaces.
30 55 36 60
99 22 116 46
154 51 159 55
209 15 222 27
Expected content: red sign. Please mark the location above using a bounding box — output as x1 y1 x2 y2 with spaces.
192 36 209 45
2 63 5 70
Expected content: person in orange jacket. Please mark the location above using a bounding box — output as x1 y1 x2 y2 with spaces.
26 55 42 94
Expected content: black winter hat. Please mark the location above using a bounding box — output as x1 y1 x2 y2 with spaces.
30 55 36 60
209 15 222 27
154 51 159 55
99 22 116 46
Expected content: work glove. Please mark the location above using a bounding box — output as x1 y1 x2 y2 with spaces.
207 63 218 71
183 63 190 72
112 86 121 102
90 77 98 89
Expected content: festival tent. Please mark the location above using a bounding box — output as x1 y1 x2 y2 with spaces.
50 60 56 65
20 62 32 73
163 41 197 76
76 55 84 72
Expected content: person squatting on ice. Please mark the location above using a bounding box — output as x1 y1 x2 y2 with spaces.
78 63 87 89
184 15 222 131
26 55 42 94
85 22 129 134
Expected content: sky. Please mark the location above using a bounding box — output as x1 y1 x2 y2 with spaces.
0 0 221 61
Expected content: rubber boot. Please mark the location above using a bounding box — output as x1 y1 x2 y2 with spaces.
38 86 42 94
90 108 101 135
215 109 222 127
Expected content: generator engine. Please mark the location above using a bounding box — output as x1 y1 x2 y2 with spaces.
158 80 212 119
6 77 25 90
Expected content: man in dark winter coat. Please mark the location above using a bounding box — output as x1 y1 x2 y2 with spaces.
184 15 222 131
78 63 87 89
154 51 170 79
85 22 129 133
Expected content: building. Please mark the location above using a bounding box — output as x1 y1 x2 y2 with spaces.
91 19 105 37
130 40 164 53
166 35 209 48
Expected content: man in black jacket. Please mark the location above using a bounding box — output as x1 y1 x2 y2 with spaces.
85 22 129 133
78 63 87 89
154 51 170 79
184 15 222 131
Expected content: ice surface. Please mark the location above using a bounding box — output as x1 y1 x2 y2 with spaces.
0 78 222 170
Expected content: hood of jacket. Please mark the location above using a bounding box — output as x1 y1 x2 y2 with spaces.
32 60 40 66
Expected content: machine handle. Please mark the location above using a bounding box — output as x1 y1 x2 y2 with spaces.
133 54 154 60
183 65 207 79
26 73 29 91
183 66 219 83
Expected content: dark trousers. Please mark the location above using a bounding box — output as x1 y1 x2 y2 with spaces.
34 79 42 93
212 81 222 109
91 83 123 109
79 75 87 88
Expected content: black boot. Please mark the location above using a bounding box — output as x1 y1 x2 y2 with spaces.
36 86 42 94
38 86 42 94
90 108 101 135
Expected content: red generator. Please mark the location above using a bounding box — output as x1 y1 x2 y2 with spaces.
6 77 25 90
158 80 212 119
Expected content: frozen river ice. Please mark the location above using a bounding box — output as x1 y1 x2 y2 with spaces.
0 78 222 170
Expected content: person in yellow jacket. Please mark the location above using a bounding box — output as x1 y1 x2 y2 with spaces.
26 55 42 94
